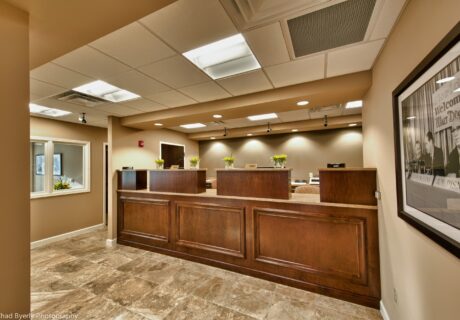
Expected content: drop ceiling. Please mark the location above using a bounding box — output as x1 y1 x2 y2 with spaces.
29 0 406 130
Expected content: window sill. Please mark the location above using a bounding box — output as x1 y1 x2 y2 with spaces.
31 188 91 199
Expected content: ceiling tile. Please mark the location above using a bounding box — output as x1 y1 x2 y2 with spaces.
178 82 231 102
90 22 176 68
217 70 273 95
326 40 384 77
30 79 67 98
138 55 210 88
94 104 144 116
244 22 290 67
104 70 169 96
121 98 168 112
370 0 406 40
53 46 131 79
30 63 93 89
264 54 325 87
140 0 237 52
147 90 197 108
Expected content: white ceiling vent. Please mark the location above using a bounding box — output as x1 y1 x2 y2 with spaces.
53 91 108 107
287 0 376 57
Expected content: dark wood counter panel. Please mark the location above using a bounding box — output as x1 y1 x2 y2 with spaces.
216 168 291 199
117 189 380 308
117 170 147 190
149 169 206 194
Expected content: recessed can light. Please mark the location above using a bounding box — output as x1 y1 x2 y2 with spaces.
406 116 416 120
247 133 253 136
348 123 358 127
297 101 309 106
154 123 163 126
213 114 223 119
210 137 216 140
291 129 299 132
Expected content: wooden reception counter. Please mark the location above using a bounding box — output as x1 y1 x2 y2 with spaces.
117 185 380 308
149 169 206 194
217 168 291 199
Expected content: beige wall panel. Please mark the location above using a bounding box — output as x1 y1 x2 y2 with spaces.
200 128 363 179
0 1 30 312
30 117 107 242
362 0 460 319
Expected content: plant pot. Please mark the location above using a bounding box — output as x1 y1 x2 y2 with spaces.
156 164 164 169
225 162 234 169
190 163 198 169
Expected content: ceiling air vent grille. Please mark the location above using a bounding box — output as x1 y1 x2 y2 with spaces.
53 91 108 107
287 0 376 57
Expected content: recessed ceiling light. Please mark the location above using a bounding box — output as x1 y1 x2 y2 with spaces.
210 137 216 140
297 100 309 106
291 129 299 132
406 116 416 120
182 33 261 80
29 103 71 117
345 100 363 109
247 113 278 121
154 123 163 126
348 123 358 127
436 76 455 84
454 88 460 93
180 123 206 129
73 80 140 103
247 133 253 136
213 114 223 119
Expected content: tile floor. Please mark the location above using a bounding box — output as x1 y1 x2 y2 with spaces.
31 229 382 319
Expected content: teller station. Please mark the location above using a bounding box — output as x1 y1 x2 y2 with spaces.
116 167 379 308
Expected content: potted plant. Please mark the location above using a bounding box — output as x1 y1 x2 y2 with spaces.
155 158 165 169
223 156 235 169
271 154 287 168
190 156 200 168
54 176 71 190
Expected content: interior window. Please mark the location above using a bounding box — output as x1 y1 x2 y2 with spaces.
31 141 46 193
53 143 85 191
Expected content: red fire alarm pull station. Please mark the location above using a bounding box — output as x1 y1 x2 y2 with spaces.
138 140 144 148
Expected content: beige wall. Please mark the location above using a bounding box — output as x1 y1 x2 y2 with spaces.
30 117 107 242
107 117 199 239
362 0 460 319
200 128 363 179
0 1 30 312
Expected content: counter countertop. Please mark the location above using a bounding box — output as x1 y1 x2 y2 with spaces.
319 168 377 171
118 188 376 210
149 169 207 171
216 168 292 171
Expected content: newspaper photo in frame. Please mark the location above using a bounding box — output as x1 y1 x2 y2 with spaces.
393 22 460 258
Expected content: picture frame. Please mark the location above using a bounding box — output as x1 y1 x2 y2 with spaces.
53 153 62 176
35 154 45 175
393 22 460 258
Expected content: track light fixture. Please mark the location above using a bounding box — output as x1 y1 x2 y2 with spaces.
79 113 87 124
223 127 228 137
267 122 272 133
323 115 328 127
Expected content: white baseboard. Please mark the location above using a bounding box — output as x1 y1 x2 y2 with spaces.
380 300 390 320
106 238 117 248
31 224 105 249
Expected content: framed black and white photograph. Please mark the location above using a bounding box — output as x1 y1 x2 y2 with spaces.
53 153 62 176
393 23 460 257
35 154 45 176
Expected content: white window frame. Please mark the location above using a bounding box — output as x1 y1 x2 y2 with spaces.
30 136 91 199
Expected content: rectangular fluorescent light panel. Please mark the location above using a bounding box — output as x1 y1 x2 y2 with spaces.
73 80 140 103
182 34 261 80
180 123 206 129
345 100 363 109
29 103 71 117
247 113 278 121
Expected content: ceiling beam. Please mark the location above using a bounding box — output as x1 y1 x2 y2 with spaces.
121 71 371 130
187 114 362 140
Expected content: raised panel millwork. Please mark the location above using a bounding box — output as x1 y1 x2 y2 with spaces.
120 197 170 242
175 202 246 258
253 207 367 284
